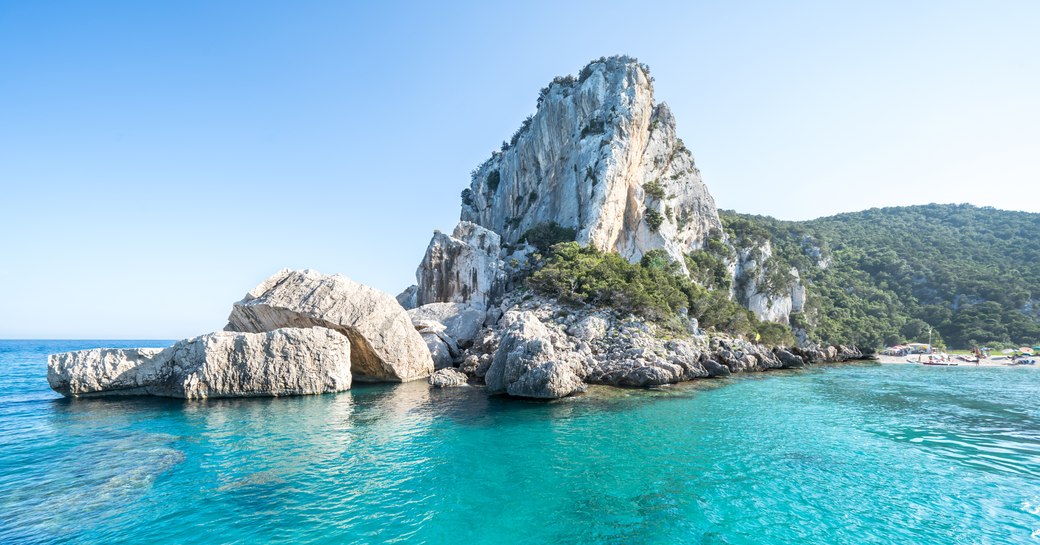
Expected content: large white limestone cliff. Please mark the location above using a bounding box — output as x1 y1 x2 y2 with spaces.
460 56 722 270
413 222 506 309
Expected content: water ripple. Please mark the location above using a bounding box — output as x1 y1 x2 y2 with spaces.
1 343 1039 544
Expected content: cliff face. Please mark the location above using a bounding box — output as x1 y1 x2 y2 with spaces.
461 56 721 268
730 240 806 324
413 222 506 309
48 328 353 399
409 56 810 339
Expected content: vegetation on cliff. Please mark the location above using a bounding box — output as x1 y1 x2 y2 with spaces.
519 221 577 252
527 243 794 346
520 204 1040 351
722 204 1040 349
450 58 1038 352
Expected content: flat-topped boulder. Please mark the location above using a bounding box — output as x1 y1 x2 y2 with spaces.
48 328 351 399
225 268 433 382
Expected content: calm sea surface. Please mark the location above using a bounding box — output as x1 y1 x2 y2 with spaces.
1 340 1038 544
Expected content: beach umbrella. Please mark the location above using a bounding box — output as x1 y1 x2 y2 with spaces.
1021 347 1034 354
1002 349 1014 354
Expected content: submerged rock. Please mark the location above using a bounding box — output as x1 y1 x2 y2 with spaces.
225 269 432 382
428 368 469 388
48 328 351 399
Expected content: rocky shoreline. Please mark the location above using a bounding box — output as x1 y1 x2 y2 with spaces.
431 292 863 398
48 56 866 401
48 268 863 400
49 269 433 399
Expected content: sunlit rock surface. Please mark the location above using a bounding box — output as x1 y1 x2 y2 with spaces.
48 328 351 399
226 268 432 382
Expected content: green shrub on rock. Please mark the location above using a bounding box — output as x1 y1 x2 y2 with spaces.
685 243 732 291
644 179 665 200
486 170 501 193
528 243 690 322
755 321 796 347
520 222 577 252
644 208 664 231
528 243 761 339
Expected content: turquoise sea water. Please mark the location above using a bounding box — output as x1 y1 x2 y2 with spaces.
1 340 1038 544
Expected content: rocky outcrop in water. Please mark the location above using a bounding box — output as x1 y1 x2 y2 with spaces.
48 328 351 399
47 55 867 403
225 269 432 382
460 56 721 270
397 56 858 400
458 291 863 399
428 368 469 388
406 55 867 399
484 311 587 399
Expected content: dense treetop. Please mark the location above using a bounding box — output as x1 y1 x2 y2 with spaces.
520 205 1039 351
723 204 1040 349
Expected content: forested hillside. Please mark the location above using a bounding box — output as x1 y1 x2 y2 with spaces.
721 204 1040 350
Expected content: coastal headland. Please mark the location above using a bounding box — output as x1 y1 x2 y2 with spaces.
46 56 1036 400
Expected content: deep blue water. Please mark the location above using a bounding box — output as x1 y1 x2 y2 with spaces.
1 340 1039 544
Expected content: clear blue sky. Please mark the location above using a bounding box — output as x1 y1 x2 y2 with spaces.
1 1 1038 338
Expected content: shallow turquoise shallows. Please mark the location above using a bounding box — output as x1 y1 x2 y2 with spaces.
2 340 1039 544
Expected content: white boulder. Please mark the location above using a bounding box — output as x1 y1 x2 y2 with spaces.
407 302 485 348
48 328 351 399
225 269 433 382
